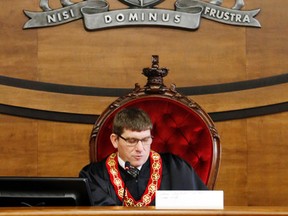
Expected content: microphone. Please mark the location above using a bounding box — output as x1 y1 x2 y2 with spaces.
124 161 130 170
124 161 139 178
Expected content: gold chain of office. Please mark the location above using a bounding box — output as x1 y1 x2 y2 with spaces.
106 151 162 206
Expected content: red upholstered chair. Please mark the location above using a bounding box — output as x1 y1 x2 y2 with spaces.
89 56 221 189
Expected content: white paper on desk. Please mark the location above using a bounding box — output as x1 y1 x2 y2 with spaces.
155 190 224 209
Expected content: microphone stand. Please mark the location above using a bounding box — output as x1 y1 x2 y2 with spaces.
122 161 140 206
122 162 130 206
122 180 127 206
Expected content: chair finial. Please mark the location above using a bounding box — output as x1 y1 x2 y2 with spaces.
142 55 169 93
151 55 159 69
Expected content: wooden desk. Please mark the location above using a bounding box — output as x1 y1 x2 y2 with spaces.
0 206 288 216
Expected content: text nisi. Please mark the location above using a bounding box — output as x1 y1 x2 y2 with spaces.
104 12 181 24
47 9 75 23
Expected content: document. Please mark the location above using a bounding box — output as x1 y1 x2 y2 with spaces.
155 190 224 209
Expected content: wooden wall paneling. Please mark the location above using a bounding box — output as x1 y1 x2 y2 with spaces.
247 112 288 206
38 25 147 87
246 0 288 78
0 115 38 176
191 83 288 113
1 81 287 116
37 121 91 177
0 85 116 115
35 2 248 88
214 120 248 206
0 1 38 79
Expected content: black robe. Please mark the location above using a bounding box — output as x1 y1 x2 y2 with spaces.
79 153 208 206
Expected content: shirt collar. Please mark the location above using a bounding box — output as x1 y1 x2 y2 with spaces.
117 153 142 170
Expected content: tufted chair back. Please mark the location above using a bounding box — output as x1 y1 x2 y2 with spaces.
89 56 221 189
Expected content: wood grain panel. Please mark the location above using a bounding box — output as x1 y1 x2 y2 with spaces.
37 24 247 87
214 120 248 206
1 83 287 114
0 85 116 114
34 1 247 87
0 115 38 176
247 112 288 206
192 83 288 112
37 121 91 177
0 0 38 79
246 0 288 78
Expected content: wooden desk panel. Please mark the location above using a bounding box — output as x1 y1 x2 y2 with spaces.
0 206 288 216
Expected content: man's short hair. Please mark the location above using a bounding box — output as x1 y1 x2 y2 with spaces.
112 108 153 135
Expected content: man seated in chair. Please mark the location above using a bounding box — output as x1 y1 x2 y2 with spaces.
79 107 207 206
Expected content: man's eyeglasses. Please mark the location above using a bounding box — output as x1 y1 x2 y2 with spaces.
117 134 153 147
